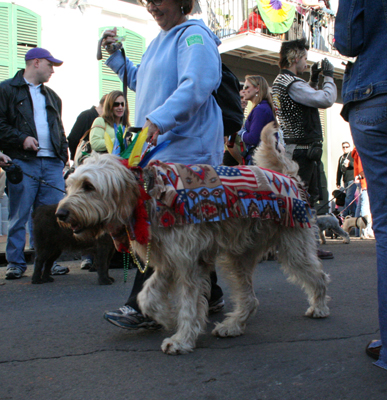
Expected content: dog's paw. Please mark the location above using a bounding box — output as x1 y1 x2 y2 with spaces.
161 337 193 355
98 276 114 285
305 305 330 318
212 320 245 338
41 276 55 283
31 277 43 284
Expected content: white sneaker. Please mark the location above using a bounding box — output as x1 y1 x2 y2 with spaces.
51 262 69 275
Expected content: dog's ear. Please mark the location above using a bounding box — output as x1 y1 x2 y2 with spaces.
253 122 300 178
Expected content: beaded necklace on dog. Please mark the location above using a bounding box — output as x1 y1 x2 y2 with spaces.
124 172 152 276
113 128 170 281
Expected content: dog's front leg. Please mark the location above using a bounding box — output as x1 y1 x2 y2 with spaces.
318 228 326 245
161 267 209 355
137 268 174 330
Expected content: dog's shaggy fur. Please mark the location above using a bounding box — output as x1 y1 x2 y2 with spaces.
32 204 115 285
342 215 373 239
317 214 350 244
56 122 330 355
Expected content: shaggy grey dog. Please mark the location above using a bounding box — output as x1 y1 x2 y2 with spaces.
317 214 350 244
55 123 330 355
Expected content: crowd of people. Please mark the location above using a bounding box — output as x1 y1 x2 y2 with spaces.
0 0 385 372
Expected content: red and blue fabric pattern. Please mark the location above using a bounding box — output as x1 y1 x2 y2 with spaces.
146 161 312 229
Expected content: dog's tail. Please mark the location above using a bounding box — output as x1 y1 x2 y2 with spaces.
252 122 299 178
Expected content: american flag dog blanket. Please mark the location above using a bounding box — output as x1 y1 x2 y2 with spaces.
146 160 312 229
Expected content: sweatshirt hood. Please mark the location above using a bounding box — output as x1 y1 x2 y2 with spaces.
169 19 222 47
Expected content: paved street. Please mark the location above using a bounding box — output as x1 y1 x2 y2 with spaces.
0 238 386 400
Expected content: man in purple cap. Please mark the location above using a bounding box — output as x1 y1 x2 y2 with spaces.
0 47 69 280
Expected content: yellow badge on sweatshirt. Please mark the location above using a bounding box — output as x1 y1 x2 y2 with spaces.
186 34 204 47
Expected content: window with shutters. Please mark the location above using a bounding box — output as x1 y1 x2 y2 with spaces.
99 27 145 126
319 109 326 138
0 3 41 82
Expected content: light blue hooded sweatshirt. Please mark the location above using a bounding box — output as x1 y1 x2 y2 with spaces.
106 19 224 166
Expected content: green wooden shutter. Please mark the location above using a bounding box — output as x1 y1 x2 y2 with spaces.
0 3 40 81
15 6 41 71
99 27 145 126
0 3 11 82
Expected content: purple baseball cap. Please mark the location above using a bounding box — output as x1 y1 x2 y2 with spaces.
25 48 63 66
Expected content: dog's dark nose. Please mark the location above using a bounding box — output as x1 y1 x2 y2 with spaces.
55 208 69 221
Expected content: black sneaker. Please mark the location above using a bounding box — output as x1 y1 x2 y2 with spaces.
209 297 225 314
103 306 162 330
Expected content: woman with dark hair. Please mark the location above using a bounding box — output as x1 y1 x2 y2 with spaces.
239 75 276 164
100 0 225 330
90 90 130 152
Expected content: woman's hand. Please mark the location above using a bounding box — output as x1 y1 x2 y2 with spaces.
101 27 120 55
143 119 160 146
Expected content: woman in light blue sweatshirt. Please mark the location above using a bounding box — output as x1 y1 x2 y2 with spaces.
101 0 225 332
103 10 224 165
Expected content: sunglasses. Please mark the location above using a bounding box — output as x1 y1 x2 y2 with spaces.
146 0 163 6
113 102 125 107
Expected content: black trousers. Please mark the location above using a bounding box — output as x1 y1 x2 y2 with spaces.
292 149 321 205
125 267 223 312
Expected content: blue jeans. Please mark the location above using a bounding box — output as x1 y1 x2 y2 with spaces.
348 94 387 370
355 188 372 237
343 180 357 217
6 158 65 272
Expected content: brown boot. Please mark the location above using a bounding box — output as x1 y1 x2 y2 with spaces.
317 249 334 259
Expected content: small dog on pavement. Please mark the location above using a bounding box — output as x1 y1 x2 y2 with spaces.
55 122 330 355
342 215 373 239
317 214 350 244
32 204 116 285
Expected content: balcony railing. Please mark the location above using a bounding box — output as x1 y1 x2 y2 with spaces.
207 0 336 55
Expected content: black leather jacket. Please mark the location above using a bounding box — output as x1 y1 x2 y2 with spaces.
0 70 68 164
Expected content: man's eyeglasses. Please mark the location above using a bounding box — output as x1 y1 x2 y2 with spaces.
113 102 125 107
146 0 163 6
342 145 350 149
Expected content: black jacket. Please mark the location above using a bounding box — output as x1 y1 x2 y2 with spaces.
67 106 98 160
0 70 68 164
336 152 354 186
272 70 323 145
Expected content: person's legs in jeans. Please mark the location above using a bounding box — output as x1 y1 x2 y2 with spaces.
33 158 65 208
343 180 357 217
6 159 41 273
360 190 373 236
349 94 387 370
354 183 362 236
